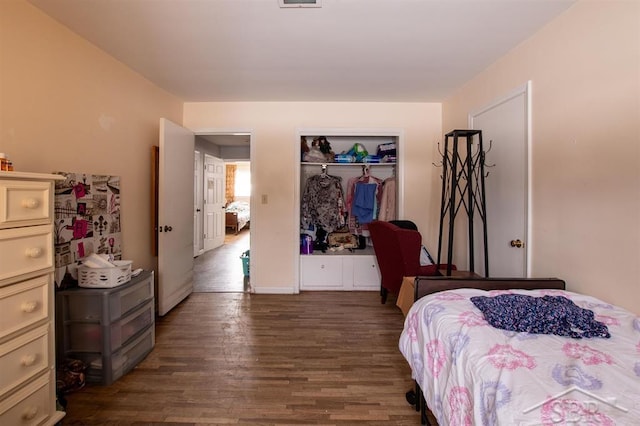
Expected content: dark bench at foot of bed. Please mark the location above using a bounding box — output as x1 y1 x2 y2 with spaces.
413 276 566 302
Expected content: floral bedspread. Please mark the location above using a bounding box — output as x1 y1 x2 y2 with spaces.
399 288 640 425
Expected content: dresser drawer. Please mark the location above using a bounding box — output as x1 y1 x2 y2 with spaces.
63 273 154 322
0 325 49 398
0 180 52 229
0 373 52 426
87 325 154 385
0 226 54 282
0 275 49 341
65 300 154 353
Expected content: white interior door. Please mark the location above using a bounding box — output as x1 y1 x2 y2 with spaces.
204 154 225 251
158 118 195 316
470 83 530 277
194 151 204 257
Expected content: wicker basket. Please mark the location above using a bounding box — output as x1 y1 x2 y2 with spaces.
78 260 132 288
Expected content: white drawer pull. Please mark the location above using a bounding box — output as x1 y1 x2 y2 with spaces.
22 406 39 420
21 354 37 367
21 301 38 313
25 247 43 258
21 198 40 209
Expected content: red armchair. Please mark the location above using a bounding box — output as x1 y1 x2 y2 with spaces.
368 220 454 304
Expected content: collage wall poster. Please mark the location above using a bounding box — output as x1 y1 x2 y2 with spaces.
53 172 122 287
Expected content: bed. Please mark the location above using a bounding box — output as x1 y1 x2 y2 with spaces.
225 201 250 234
399 277 640 425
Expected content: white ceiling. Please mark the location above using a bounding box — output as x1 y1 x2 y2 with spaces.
28 0 574 103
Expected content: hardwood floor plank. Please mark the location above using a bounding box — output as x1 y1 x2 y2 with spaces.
60 291 425 425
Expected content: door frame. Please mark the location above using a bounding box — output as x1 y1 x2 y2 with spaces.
192 128 254 277
468 81 532 277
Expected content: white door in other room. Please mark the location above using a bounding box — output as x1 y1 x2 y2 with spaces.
469 83 530 277
158 118 195 316
204 154 225 251
194 151 204 257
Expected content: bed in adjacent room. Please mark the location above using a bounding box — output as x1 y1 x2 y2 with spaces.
225 200 250 234
399 277 640 425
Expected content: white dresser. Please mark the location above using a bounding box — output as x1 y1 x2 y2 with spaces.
0 171 65 425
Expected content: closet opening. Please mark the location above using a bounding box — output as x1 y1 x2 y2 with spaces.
296 130 403 293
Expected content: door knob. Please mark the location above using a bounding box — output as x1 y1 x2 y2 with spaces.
196 209 201 212
163 225 173 232
510 239 524 248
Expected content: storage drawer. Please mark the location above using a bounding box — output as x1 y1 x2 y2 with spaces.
0 226 53 282
300 255 344 289
73 325 154 385
65 300 153 353
0 325 49 398
64 273 154 322
0 180 52 229
0 275 49 340
0 373 52 426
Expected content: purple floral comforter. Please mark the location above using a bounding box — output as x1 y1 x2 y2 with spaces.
399 288 640 425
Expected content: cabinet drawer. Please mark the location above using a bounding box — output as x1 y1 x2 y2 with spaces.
0 325 49 398
300 256 344 289
0 180 52 229
352 255 381 290
0 373 52 426
0 275 49 341
0 226 53 282
74 325 155 385
65 300 154 353
64 273 154 322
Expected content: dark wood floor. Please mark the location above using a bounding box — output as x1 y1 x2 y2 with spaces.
193 229 250 293
60 291 426 425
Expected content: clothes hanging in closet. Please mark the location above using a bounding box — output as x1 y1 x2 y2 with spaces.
301 172 346 234
345 170 383 233
377 176 396 222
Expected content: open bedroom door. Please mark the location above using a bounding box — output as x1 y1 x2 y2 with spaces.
157 118 195 316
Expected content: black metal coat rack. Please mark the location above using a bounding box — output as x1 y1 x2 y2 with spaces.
436 129 489 276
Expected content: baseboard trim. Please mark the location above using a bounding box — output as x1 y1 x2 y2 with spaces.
251 286 298 294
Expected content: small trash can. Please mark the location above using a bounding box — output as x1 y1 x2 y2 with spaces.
240 250 250 277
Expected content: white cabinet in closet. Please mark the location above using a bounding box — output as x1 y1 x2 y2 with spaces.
299 134 398 291
0 171 65 425
299 254 382 291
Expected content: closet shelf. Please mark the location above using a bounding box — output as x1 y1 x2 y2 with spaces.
302 162 395 166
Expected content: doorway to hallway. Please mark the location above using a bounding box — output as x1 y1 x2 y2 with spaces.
193 227 250 292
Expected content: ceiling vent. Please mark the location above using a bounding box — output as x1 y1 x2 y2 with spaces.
279 0 321 8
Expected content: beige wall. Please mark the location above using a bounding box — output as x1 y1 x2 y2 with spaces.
442 1 640 313
184 102 442 292
0 0 183 271
5 0 637 312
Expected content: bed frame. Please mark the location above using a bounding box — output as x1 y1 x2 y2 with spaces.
409 276 566 425
225 211 249 234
